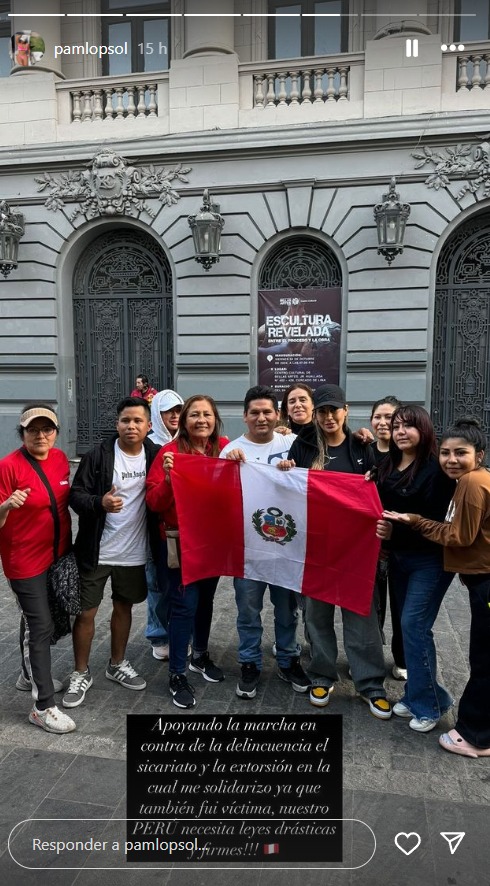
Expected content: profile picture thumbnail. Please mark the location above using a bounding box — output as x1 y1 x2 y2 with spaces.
11 31 45 67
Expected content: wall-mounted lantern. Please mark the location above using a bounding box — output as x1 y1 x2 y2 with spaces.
0 200 25 278
374 178 411 265
188 188 224 271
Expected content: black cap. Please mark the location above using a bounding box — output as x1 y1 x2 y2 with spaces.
313 384 346 409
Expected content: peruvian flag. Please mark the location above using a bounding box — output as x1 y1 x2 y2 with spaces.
263 843 280 855
170 456 382 615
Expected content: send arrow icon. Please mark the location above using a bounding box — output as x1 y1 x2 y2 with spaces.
440 832 465 854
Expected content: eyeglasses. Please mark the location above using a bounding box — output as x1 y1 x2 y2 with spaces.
25 426 57 436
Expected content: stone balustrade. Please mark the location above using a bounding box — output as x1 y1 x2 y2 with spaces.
457 46 490 91
56 72 168 123
248 54 362 107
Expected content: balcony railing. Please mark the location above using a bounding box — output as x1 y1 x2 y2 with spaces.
456 44 490 90
50 42 489 142
254 66 348 106
56 71 168 124
241 53 364 108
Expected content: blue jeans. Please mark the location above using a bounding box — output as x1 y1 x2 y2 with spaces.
168 567 219 675
390 549 453 720
233 578 299 669
144 544 169 647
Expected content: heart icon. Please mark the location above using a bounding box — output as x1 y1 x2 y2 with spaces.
394 832 422 856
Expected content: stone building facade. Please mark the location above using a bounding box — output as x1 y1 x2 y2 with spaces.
0 0 489 455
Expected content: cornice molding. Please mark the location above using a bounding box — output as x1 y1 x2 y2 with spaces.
1 112 490 173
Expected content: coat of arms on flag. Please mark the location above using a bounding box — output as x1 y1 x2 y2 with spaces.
252 506 297 545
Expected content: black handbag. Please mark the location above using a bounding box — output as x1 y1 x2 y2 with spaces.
21 449 81 642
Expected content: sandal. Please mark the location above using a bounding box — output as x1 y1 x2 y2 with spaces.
439 729 490 759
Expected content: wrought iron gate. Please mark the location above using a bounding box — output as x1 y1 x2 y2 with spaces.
73 229 173 453
259 236 342 289
432 212 490 440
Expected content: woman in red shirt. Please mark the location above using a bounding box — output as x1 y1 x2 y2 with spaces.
146 395 228 709
0 404 76 734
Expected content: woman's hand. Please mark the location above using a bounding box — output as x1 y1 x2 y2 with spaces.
275 425 293 436
0 488 30 529
376 519 393 540
364 469 378 482
382 510 411 524
276 459 296 471
225 448 246 462
4 488 30 510
354 427 374 444
163 451 174 482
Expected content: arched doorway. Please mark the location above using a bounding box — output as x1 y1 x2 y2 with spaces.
257 236 342 390
432 212 490 440
73 228 173 452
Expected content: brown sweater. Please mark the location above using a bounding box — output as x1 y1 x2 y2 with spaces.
407 468 490 573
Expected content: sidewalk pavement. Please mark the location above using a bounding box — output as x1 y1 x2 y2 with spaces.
0 565 488 886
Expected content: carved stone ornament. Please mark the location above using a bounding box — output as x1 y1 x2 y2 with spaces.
412 141 490 200
35 148 192 220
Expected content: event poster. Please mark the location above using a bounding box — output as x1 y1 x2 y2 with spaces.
257 289 342 391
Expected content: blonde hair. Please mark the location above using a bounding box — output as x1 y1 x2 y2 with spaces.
311 424 329 470
310 411 348 470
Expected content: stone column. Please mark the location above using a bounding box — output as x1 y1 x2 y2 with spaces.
11 0 63 77
183 0 235 57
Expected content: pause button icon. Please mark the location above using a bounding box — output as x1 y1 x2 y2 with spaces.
406 38 419 58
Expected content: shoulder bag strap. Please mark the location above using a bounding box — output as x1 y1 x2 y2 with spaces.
20 448 60 563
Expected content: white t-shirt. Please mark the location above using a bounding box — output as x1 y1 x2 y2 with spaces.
99 442 148 566
219 431 296 466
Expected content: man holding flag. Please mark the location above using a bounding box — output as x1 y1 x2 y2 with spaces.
219 386 310 700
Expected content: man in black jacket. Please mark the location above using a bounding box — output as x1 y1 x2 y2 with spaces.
62 398 160 709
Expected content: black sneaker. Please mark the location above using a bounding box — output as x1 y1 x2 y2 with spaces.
278 656 311 693
169 673 196 708
189 651 224 683
236 663 261 699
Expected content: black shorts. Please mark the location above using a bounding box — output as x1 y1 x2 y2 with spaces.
79 564 147 609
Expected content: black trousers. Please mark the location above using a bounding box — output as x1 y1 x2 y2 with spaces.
374 556 405 669
10 571 55 711
456 574 490 749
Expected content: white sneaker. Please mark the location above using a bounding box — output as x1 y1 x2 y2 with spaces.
392 665 408 681
409 716 439 733
393 701 412 718
16 673 64 693
29 705 76 734
152 644 169 660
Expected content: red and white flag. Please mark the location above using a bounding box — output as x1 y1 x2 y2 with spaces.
263 843 280 855
171 457 382 615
